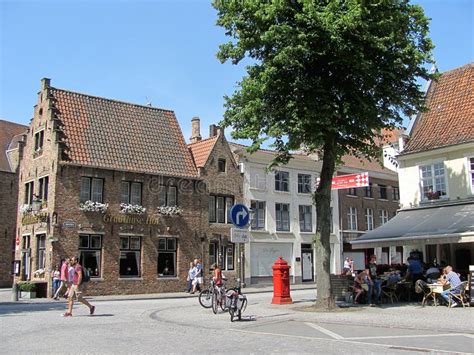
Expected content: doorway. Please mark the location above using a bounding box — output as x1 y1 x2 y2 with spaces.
301 243 314 282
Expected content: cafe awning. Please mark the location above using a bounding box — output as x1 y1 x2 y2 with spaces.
351 202 474 249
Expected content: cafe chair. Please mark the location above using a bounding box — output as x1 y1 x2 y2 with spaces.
448 281 470 308
381 282 398 304
415 279 432 306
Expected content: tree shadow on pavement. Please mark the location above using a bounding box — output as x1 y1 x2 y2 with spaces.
0 301 70 316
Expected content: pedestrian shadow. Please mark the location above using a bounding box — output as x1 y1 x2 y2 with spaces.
0 302 66 316
77 314 114 317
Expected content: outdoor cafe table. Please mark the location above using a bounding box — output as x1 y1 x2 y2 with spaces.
425 283 450 306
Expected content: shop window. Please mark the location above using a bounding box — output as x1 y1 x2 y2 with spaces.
250 200 266 230
365 208 374 231
24 181 34 205
298 174 311 193
159 185 177 206
347 207 357 230
120 236 141 277
275 171 289 192
209 241 218 269
157 237 177 277
22 235 31 281
80 177 103 203
276 203 290 231
79 234 102 277
38 176 49 204
225 244 235 271
379 185 387 199
121 181 142 205
299 205 312 232
468 157 474 193
218 158 226 173
36 234 46 270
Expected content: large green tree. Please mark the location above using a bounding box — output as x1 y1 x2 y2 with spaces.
213 0 435 308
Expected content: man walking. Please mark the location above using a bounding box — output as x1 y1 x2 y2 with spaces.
62 257 95 317
53 257 70 300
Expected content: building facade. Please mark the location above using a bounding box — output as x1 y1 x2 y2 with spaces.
0 120 28 287
14 79 207 296
352 63 474 276
230 144 341 285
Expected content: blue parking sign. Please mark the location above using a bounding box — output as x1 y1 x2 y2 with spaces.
230 204 250 228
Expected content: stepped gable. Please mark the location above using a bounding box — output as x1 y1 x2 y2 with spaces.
0 119 28 172
50 88 198 178
403 63 474 154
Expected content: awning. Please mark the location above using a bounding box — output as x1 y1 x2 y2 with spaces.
351 202 474 249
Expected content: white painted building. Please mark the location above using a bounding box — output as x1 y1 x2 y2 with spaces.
230 144 341 285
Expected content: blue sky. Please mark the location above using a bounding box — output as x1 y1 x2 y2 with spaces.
1 0 472 142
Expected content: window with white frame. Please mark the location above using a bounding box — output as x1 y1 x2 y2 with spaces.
119 236 141 277
365 183 373 198
36 234 46 270
80 177 103 203
420 163 446 199
222 243 235 271
250 200 265 230
299 205 312 232
121 181 142 205
34 130 44 153
38 176 49 203
209 195 234 223
159 185 177 206
157 237 177 277
365 208 374 231
79 234 102 277
250 169 267 190
469 157 474 193
298 174 311 193
380 209 389 225
347 207 357 230
392 186 399 200
24 181 34 205
275 171 289 192
275 203 290 231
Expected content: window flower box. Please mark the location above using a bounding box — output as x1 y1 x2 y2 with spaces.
120 203 146 215
157 206 183 216
20 204 32 215
425 191 440 200
79 200 109 213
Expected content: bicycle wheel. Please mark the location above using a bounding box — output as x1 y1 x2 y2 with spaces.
212 292 218 314
198 289 212 308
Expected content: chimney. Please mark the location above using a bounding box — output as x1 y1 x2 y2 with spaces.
190 117 202 143
209 124 220 138
41 78 51 90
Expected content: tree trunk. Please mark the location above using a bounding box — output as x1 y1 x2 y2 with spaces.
314 133 337 309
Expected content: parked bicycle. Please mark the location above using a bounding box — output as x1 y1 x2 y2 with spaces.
199 276 230 311
225 281 247 322
198 277 214 308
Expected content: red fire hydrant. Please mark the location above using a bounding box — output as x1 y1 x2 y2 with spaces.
272 256 293 304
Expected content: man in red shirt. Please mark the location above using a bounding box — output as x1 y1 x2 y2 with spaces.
53 258 70 300
63 257 95 317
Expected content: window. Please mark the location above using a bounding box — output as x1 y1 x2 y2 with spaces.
298 174 311 193
275 171 289 192
120 236 141 277
275 203 290 231
380 209 389 225
157 237 177 277
469 158 474 192
34 130 44 153
250 169 267 190
225 244 235 270
79 234 102 277
250 200 266 230
299 205 312 232
420 163 446 199
348 188 357 196
379 185 387 199
36 234 46 270
38 176 49 202
392 186 400 201
365 183 373 198
121 182 142 205
209 195 234 223
159 185 177 206
381 247 389 264
209 241 217 268
24 181 34 205
218 159 226 173
365 208 374 231
347 207 357 230
80 177 103 203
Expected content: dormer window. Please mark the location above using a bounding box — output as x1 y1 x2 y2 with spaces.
218 159 226 173
34 130 44 156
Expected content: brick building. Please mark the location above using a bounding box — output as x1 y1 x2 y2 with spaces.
0 120 28 287
188 119 244 283
14 79 208 296
338 154 400 270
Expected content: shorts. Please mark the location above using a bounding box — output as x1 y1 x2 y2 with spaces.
68 284 85 301
192 277 203 286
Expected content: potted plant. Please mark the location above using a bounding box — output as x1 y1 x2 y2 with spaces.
120 203 146 215
79 200 109 213
19 282 36 299
426 191 440 200
157 206 183 216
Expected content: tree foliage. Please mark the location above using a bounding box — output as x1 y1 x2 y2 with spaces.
213 0 435 308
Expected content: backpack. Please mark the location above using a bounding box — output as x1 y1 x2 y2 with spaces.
81 267 91 284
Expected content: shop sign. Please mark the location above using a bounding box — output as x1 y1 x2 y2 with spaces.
317 172 369 190
63 220 76 229
103 214 160 225
22 212 48 225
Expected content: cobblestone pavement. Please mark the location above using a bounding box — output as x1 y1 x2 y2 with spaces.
1 288 473 354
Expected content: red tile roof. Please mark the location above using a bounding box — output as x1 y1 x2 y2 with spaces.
340 154 397 176
402 63 474 154
188 137 218 168
51 88 198 178
0 119 28 172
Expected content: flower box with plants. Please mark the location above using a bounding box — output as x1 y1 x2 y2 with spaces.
120 203 146 215
79 200 109 213
20 204 32 215
157 206 183 216
18 282 36 299
425 191 440 200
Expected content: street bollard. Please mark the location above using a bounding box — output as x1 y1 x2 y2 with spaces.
12 282 18 302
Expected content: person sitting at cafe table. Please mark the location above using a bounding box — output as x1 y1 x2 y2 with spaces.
366 255 381 305
439 266 462 307
386 269 401 286
351 270 368 304
425 264 441 283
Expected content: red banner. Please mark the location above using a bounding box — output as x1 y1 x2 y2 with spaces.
317 172 369 190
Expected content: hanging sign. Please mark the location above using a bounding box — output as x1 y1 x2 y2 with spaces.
317 172 369 190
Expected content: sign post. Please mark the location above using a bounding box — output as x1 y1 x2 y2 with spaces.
229 204 250 290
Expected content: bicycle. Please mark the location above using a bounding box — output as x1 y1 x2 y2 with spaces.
226 283 247 322
198 277 214 308
211 278 229 314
